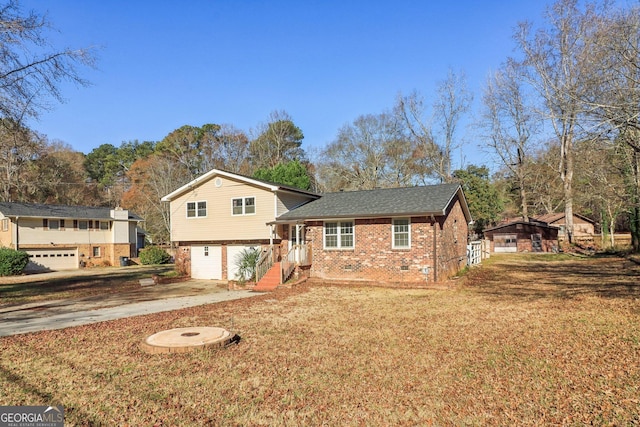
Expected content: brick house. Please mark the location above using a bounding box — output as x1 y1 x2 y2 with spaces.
0 202 143 271
163 170 472 288
275 184 471 284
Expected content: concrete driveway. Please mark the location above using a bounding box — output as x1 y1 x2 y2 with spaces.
0 275 261 337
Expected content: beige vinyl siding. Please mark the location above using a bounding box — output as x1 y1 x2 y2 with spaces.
276 191 316 216
169 176 276 242
16 218 115 245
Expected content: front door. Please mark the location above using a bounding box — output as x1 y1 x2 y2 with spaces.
289 224 305 262
531 233 542 252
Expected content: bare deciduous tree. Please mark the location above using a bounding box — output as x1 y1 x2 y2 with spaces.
249 110 305 170
515 0 600 243
584 5 640 250
122 155 190 244
479 60 538 220
395 69 472 184
317 113 414 191
0 1 95 122
0 119 41 201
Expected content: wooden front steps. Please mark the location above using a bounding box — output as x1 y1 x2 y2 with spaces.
253 262 280 292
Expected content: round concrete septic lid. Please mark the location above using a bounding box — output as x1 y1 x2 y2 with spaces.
141 327 233 354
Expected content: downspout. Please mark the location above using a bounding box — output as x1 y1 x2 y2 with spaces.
431 215 437 283
15 216 19 251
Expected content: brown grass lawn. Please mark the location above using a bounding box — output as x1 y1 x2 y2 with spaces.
1 254 640 426
0 265 176 307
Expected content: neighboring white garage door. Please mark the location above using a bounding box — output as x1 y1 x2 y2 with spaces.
227 245 260 280
191 245 222 279
25 248 79 272
494 234 518 253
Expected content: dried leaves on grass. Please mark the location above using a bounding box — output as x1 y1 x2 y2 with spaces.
1 254 640 425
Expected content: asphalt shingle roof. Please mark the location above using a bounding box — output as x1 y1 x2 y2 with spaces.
278 183 464 220
0 202 142 221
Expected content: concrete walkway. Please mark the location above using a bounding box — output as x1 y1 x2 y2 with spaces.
0 286 260 337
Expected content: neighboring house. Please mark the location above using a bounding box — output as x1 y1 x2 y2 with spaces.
534 212 596 241
483 219 559 253
160 169 320 281
162 169 472 286
0 202 142 271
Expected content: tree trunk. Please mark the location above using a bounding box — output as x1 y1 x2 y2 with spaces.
520 181 529 221
561 134 575 245
631 149 640 252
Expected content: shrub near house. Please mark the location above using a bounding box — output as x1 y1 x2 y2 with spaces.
0 248 29 276
139 246 171 265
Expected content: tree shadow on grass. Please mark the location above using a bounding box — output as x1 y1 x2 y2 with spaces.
0 265 174 303
468 254 640 301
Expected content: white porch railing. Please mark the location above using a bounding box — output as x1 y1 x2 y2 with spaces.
281 244 311 283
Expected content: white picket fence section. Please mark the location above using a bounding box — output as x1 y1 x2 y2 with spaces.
467 240 483 266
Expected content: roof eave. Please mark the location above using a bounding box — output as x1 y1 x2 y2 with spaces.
277 210 450 222
161 168 317 201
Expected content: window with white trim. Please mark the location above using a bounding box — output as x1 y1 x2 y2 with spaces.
393 218 410 249
187 201 207 218
100 221 109 230
324 221 354 249
92 246 101 257
78 220 88 230
232 197 256 215
1 218 8 231
48 219 60 230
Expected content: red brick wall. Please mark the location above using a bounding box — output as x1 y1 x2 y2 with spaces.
436 195 470 280
306 201 469 285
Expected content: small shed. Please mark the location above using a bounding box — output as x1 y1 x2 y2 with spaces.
483 220 559 253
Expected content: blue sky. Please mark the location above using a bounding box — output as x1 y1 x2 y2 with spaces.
22 0 552 169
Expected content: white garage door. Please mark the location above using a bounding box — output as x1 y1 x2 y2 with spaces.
227 245 260 280
25 248 79 272
191 245 222 279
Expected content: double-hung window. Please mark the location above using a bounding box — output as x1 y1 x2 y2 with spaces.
324 221 354 249
232 197 256 215
393 218 411 249
187 201 207 218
